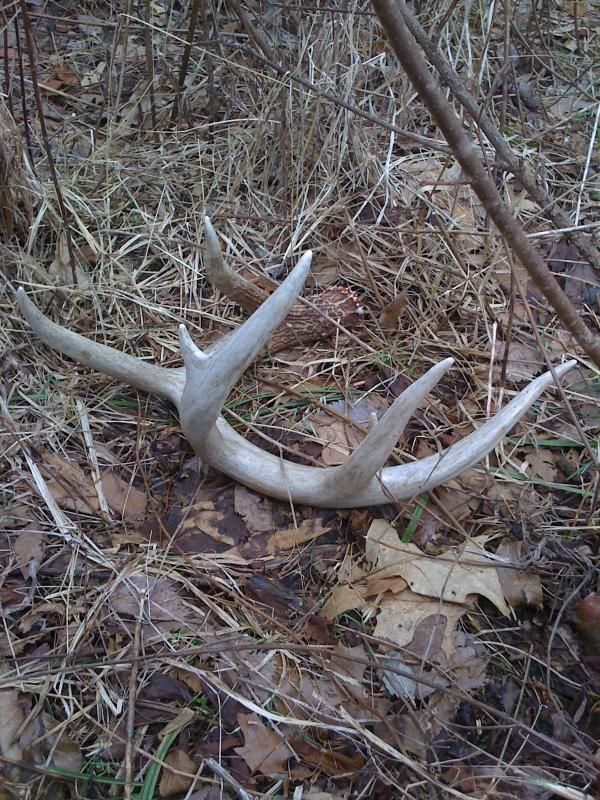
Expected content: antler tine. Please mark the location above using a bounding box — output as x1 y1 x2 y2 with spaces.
178 247 313 444
16 287 184 404
329 357 454 495
408 358 578 496
204 216 258 309
199 359 577 507
204 217 267 313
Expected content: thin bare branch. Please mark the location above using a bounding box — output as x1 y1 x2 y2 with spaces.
371 0 600 368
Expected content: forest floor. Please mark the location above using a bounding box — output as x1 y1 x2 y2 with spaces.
1 1 599 798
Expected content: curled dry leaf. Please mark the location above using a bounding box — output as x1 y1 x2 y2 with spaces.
16 706 82 774
13 529 45 580
175 497 241 552
375 594 467 659
43 62 80 92
380 651 420 700
40 451 99 514
313 417 363 466
398 647 488 756
0 678 26 782
265 518 330 553
321 581 373 620
522 447 557 483
310 395 388 466
516 79 541 111
492 341 544 382
323 519 509 691
80 60 106 88
564 260 600 308
40 713 83 772
291 738 364 775
246 574 301 618
100 470 147 522
447 636 490 692
187 790 231 800
329 643 369 697
379 293 407 330
399 693 460 756
305 794 347 800
18 601 64 634
109 575 201 635
172 489 329 557
496 539 543 610
415 485 471 547
159 748 197 798
234 485 273 532
47 232 90 287
274 647 389 724
320 570 408 619
574 594 600 656
548 239 600 308
220 651 278 705
234 713 292 776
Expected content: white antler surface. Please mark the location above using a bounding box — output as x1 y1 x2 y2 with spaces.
17 218 577 508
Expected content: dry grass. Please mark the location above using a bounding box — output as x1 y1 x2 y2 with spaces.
1 1 599 798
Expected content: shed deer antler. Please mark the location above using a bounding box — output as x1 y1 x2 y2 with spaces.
17 218 576 508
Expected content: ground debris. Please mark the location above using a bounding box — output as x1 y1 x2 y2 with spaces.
0 0 597 796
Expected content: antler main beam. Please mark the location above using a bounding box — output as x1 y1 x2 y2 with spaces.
16 219 576 508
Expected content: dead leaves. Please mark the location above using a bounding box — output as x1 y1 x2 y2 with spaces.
42 61 80 93
273 646 387 725
12 530 45 580
0 681 26 782
322 517 543 720
193 645 373 779
235 714 292 775
311 416 363 467
0 676 82 784
548 239 600 309
109 574 202 636
493 341 545 382
40 451 99 514
37 713 83 773
397 157 484 253
496 539 543 610
375 595 468 659
574 594 600 656
100 469 147 522
234 485 273 532
266 519 330 554
319 516 548 757
379 293 407 330
159 748 198 797
365 519 510 614
310 395 387 466
162 486 330 558
37 450 147 521
522 447 558 483
234 703 366 778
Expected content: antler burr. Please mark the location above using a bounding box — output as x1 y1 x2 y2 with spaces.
16 218 576 508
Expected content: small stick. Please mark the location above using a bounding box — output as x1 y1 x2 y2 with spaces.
230 0 274 60
18 0 76 280
204 757 253 800
170 0 200 123
344 209 386 311
124 611 143 800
